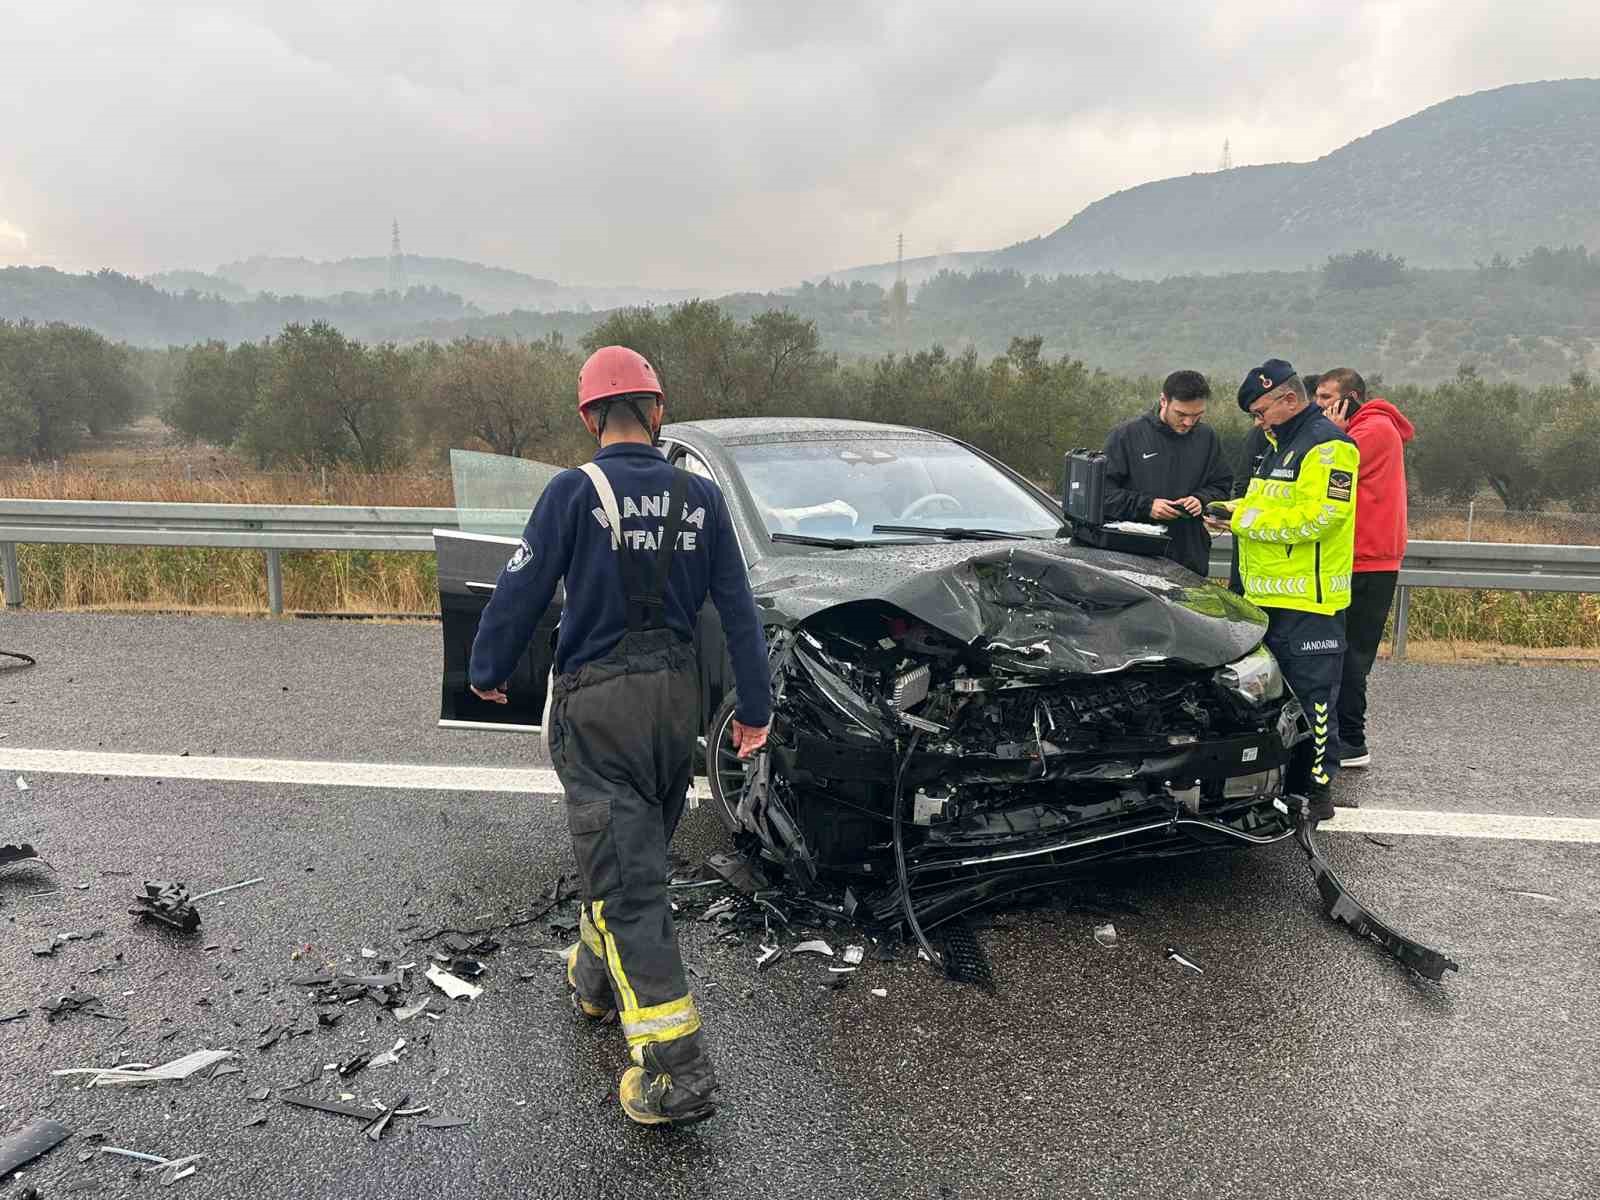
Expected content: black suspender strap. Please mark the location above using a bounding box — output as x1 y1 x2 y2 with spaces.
624 469 690 633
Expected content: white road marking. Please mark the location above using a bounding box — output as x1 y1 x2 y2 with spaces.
3 746 1598 844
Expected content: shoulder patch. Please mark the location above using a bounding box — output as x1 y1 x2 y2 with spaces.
1326 470 1353 502
505 539 534 573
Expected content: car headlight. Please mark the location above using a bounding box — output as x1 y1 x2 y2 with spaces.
1217 645 1283 705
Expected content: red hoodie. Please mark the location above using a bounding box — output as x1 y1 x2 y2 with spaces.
1346 398 1415 572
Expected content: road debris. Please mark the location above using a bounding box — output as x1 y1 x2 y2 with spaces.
419 1117 471 1130
248 1088 271 1102
1362 835 1397 849
393 999 431 1022
369 1039 407 1069
0 1118 72 1181
756 944 784 971
281 1096 376 1121
130 881 200 932
42 992 121 1022
52 1049 236 1088
98 1146 167 1165
15 776 28 792
1296 821 1460 982
0 1009 29 1023
870 988 888 998
31 929 106 958
1165 947 1204 975
337 1052 373 1079
792 939 834 957
1500 888 1560 901
157 1154 204 1185
242 1113 268 1129
1093 923 1118 948
364 1093 409 1142
842 945 864 965
190 877 264 902
426 963 483 1001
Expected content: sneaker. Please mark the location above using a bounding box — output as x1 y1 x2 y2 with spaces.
565 944 616 1023
619 1039 719 1126
1340 745 1371 769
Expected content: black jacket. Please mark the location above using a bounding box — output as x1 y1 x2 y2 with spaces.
1103 409 1233 576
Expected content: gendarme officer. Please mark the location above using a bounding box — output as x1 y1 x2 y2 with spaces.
467 346 772 1125
1208 359 1359 821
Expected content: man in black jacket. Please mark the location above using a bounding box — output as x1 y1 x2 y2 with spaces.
1102 370 1233 576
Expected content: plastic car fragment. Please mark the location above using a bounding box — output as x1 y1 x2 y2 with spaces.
1296 820 1461 982
426 963 482 1001
51 1049 235 1087
42 992 120 1022
130 881 200 932
1165 948 1204 974
0 1118 71 1181
364 1093 409 1142
792 940 834 957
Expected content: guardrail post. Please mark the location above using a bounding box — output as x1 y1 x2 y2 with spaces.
1 542 21 609
1391 585 1409 661
265 550 284 616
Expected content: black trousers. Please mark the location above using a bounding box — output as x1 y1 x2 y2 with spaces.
1263 610 1345 795
548 629 704 1057
1337 571 1398 750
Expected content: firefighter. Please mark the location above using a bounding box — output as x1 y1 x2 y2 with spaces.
1207 359 1359 821
467 345 772 1125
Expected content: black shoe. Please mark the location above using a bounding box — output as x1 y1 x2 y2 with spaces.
1295 788 1335 823
1340 743 1371 769
619 1037 718 1126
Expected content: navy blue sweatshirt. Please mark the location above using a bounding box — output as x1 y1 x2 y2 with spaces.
468 442 772 728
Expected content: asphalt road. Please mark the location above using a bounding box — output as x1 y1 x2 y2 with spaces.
2 613 1598 1199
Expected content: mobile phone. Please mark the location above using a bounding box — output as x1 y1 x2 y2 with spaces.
1204 500 1236 517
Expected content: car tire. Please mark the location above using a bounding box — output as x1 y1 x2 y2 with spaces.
705 693 756 836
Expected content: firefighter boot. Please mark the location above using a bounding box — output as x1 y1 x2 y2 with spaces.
565 943 617 1023
618 1034 719 1126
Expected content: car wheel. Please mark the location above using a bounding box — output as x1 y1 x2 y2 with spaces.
706 693 757 836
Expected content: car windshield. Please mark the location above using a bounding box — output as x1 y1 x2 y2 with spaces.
730 437 1060 541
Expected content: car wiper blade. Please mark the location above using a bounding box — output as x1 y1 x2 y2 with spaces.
871 525 1035 541
770 533 873 550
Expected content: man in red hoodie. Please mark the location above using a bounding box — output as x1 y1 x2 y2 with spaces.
1315 368 1415 771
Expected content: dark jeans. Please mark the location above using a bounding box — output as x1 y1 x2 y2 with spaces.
1337 571 1398 750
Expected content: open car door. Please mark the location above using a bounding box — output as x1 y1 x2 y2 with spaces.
435 450 565 732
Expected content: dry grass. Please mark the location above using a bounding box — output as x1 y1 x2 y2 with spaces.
4 440 1598 641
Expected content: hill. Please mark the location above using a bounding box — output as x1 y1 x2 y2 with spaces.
985 79 1600 277
206 254 696 313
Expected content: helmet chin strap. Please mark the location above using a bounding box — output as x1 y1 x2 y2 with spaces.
593 395 661 447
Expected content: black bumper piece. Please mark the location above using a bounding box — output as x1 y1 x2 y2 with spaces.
1296 820 1461 983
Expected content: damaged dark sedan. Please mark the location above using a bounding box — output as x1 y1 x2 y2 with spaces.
434 418 1457 982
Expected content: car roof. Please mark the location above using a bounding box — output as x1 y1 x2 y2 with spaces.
663 417 948 446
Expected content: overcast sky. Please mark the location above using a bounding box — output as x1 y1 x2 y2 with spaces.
1 1 1594 290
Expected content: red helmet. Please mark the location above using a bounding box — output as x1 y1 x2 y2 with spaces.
577 345 663 413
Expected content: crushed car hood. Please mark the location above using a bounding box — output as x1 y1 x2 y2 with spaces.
751 539 1267 675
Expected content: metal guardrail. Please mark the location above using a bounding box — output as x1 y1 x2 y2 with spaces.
1207 536 1600 657
0 499 456 615
2 501 1597 655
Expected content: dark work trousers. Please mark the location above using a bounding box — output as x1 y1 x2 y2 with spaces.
548 628 704 1056
1263 610 1345 797
1337 570 1398 751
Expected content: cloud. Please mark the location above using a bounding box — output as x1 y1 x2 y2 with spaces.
0 0 1594 290
0 220 28 249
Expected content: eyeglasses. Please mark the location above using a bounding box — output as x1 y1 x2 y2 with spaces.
1248 392 1291 423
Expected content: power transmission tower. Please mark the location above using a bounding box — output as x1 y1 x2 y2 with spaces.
388 219 407 294
1220 139 1233 171
889 232 909 350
